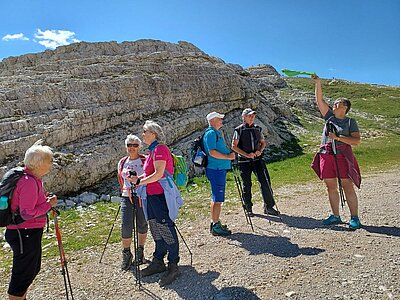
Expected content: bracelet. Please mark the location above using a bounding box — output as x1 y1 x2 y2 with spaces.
135 178 141 185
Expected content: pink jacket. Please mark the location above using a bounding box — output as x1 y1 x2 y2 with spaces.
6 168 51 229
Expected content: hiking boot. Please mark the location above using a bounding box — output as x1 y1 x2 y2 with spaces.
159 262 180 287
141 257 166 277
264 207 280 216
211 221 231 236
323 214 342 225
246 209 255 217
349 216 361 230
121 249 133 271
132 246 146 265
209 221 228 233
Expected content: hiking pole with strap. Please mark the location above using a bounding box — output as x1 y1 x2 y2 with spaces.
130 172 141 288
232 161 254 232
174 223 193 266
52 208 74 300
99 204 121 263
328 122 346 209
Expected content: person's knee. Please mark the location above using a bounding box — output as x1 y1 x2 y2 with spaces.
213 201 222 207
324 179 337 190
341 179 354 189
121 226 133 239
138 222 148 234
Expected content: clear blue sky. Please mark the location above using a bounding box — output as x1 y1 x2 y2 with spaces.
1 0 399 85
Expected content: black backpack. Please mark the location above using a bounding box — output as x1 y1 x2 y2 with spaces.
190 129 219 168
0 167 26 227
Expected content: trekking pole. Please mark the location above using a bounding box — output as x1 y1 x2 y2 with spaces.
232 161 254 232
52 208 74 300
328 122 346 210
331 138 346 209
99 205 121 263
130 173 141 288
258 159 283 222
174 224 193 266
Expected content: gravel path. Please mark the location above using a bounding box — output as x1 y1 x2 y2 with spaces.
1 169 399 299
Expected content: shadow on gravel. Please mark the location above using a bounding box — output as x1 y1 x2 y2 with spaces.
257 213 349 232
149 266 260 300
216 286 261 300
226 233 325 257
361 225 400 237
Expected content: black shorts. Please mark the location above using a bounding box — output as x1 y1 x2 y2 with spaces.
5 228 43 297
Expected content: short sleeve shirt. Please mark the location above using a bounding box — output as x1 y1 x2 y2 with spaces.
203 126 231 170
321 110 359 146
118 157 144 197
143 144 174 195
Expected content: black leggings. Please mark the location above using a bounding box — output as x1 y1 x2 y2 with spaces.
5 228 43 297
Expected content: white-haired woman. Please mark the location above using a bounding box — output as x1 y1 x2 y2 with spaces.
5 143 58 300
130 120 183 287
117 134 148 271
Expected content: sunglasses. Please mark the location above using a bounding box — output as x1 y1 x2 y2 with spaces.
126 144 140 148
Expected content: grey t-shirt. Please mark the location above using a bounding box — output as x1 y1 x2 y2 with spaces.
320 110 359 146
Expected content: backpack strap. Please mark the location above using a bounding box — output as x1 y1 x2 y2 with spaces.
151 145 175 188
117 156 129 191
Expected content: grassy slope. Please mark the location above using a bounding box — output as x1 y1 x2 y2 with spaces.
1 78 399 274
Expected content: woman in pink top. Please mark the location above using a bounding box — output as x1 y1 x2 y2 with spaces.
5 143 58 300
129 120 180 287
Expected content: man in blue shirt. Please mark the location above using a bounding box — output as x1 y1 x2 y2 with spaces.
203 111 235 236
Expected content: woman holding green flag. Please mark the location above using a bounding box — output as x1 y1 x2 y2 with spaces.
311 75 362 230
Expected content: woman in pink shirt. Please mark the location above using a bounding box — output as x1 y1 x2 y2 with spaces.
129 120 181 287
5 143 58 300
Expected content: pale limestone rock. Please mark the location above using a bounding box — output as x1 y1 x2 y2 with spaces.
0 40 300 195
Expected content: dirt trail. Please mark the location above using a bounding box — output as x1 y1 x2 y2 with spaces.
1 169 399 299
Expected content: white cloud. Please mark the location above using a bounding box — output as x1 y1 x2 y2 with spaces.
2 33 29 41
34 29 80 49
328 68 337 72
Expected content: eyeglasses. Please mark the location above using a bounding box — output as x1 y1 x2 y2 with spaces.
126 144 139 148
334 101 346 107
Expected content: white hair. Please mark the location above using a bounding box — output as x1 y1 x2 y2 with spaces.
125 134 142 147
143 120 165 143
24 144 53 170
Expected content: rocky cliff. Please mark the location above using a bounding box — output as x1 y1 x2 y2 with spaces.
0 39 302 195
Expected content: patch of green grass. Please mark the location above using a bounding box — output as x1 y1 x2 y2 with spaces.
353 134 400 172
286 78 400 120
0 202 122 272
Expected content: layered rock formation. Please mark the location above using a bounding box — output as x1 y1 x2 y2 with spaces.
0 39 301 195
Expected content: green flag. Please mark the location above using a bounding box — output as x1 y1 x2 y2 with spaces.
282 69 316 77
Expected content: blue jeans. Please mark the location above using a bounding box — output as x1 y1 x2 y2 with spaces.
146 193 180 264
